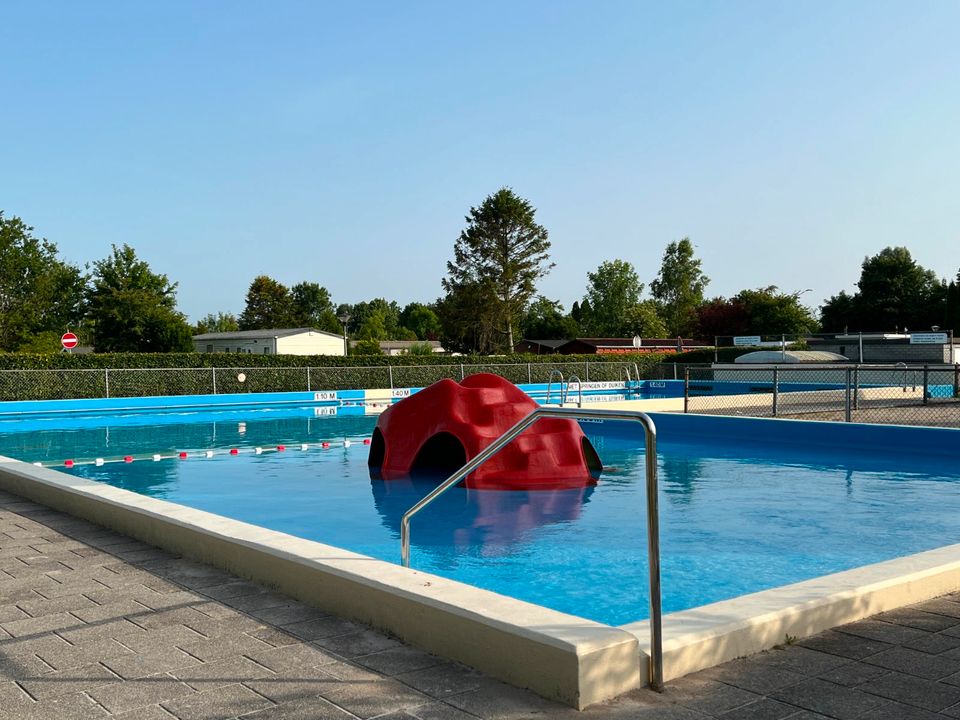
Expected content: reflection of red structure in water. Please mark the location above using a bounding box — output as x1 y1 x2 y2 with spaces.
368 373 601 490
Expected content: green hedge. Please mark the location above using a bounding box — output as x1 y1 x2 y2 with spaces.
0 352 671 401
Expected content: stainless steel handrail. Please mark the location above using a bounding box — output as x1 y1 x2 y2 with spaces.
545 369 564 405
398 407 663 691
565 375 584 408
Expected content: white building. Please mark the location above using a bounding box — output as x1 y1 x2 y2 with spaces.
192 328 346 356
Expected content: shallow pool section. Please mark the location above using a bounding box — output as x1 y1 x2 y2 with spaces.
3 407 959 627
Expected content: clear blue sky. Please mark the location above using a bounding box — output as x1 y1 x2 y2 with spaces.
2 1 958 322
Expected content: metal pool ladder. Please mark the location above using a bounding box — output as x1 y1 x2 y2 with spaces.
398 406 664 692
545 369 564 405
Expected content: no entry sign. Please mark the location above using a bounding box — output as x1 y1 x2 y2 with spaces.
61 332 79 350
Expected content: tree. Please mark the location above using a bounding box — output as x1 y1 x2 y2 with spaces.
622 301 669 337
650 237 709 336
195 312 239 334
290 282 341 333
696 297 750 338
820 247 947 331
239 276 295 330
87 244 192 352
521 296 578 339
735 287 819 335
581 260 645 336
442 188 553 351
350 338 383 355
0 212 87 350
946 270 960 334
435 281 500 354
399 302 442 340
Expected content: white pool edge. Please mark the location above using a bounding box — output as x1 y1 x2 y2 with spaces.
4 455 960 709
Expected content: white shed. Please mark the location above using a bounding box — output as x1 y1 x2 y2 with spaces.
192 328 346 356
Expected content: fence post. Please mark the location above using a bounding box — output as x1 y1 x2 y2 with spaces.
853 365 859 410
459 363 465 381
105 369 110 399
859 332 864 363
923 365 929 405
585 361 590 382
772 367 779 417
844 368 852 422
714 337 718 364
955 364 960 399
527 363 531 383
673 363 678 380
307 367 311 392
683 367 690 414
212 368 217 395
388 365 394 391
781 334 786 363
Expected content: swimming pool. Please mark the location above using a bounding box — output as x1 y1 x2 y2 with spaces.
4 405 960 627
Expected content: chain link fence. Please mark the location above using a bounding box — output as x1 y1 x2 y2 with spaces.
0 360 645 402
683 364 960 428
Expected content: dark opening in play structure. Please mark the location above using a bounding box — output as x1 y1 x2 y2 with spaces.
410 432 467 478
367 427 386 468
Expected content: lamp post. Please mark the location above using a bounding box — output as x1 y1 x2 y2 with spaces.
337 313 351 357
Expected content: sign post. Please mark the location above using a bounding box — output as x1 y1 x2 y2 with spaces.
60 332 79 353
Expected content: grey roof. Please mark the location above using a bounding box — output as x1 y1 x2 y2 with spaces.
192 328 342 341
734 350 849 364
519 339 569 349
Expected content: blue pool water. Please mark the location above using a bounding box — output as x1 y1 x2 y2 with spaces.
2 407 959 626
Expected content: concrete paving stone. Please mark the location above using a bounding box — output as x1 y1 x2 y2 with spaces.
177 631 274 663
714 698 799 719
321 677 432 719
140 559 234 589
796 630 892 660
0 631 74 659
443 677 581 720
769 678 887 719
114 704 180 719
243 665 339 703
117 623 207 652
244 602 328 627
198 580 265 602
239 694 355 719
313 628 404 658
0 583 49 604
173 654 275 691
246 625 302 648
1 610 80 637
875 607 960 632
163 682 273 720
756 645 851 676
0 689 110 720
280 616 362 641
834 619 928 646
35 578 111 600
87 673 198 714
220 590 296 614
816 661 889 687
117 547 180 564
665 675 763 716
131 589 210 613
865 700 945 719
0 650 55 680
863 646 960 680
0 679 34 713
245 642 340 674
855 671 960 712
354 645 444 677
128 605 216 631
57 616 147 645
190 600 245 621
0 603 29 624
396 662 489 699
700 658 807 694
16 592 97 618
35 636 133 671
182 612 270 639
915 598 960 619
320 660 385 683
903 631 960 655
102 644 203 680
18 660 119 701
71 597 153 624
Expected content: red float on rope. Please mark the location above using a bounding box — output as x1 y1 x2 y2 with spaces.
64 459 74 468
229 448 239 455
178 452 188 459
276 445 286 452
123 456 133 463
321 442 330 449
363 438 372 445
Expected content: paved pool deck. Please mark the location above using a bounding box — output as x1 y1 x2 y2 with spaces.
4 489 960 719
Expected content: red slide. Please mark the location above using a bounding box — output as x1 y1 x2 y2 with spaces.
368 373 601 490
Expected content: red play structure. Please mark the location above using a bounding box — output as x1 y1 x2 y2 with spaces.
367 373 601 490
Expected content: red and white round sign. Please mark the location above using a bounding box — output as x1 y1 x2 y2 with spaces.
61 332 79 349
